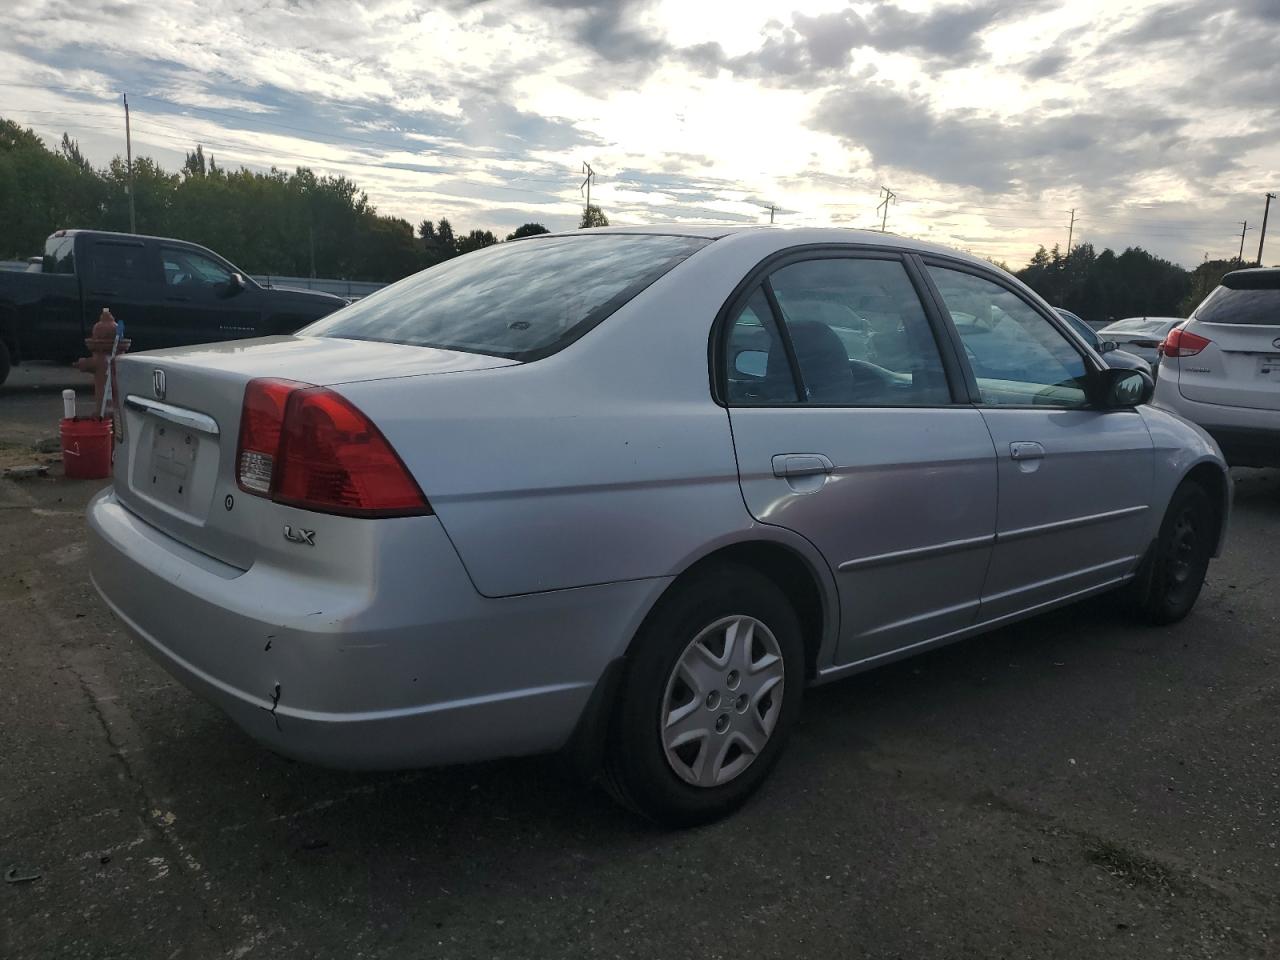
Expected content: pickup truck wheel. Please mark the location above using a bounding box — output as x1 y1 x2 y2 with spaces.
602 564 805 826
0 340 11 387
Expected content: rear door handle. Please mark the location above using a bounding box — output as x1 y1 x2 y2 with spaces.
772 453 834 478
1009 441 1045 461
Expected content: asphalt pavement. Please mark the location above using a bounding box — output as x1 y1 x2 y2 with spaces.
2 364 1278 959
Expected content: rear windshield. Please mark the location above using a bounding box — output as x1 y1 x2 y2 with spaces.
1105 318 1172 334
302 233 712 360
1195 286 1280 326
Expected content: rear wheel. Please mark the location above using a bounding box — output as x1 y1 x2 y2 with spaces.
1128 480 1214 624
602 564 805 826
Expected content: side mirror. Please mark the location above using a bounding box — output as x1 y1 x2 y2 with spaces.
1098 339 1118 354
219 272 246 299
1097 367 1153 409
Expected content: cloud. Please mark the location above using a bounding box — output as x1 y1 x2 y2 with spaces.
810 81 1190 194
687 1 1028 84
1019 50 1068 80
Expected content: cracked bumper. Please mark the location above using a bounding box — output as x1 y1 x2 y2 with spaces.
87 489 668 770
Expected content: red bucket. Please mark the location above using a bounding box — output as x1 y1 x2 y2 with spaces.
60 417 113 480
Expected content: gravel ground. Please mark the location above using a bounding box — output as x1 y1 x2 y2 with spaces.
2 363 1278 959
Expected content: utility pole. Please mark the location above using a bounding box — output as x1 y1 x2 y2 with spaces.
1066 207 1076 254
769 204 776 224
1258 192 1276 266
123 93 136 233
1238 220 1250 264
580 162 595 225
877 186 897 233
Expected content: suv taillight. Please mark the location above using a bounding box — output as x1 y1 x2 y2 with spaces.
1160 327 1211 358
235 378 431 518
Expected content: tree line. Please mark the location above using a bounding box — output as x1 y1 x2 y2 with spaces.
0 117 1253 314
1009 242 1246 322
0 119 608 282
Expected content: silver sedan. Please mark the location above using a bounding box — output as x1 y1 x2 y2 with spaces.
88 227 1229 824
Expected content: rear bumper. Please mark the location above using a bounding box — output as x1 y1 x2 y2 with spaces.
1152 379 1280 467
87 489 669 770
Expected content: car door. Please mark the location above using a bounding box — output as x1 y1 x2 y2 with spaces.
720 250 998 666
81 237 164 350
158 244 262 347
921 260 1154 622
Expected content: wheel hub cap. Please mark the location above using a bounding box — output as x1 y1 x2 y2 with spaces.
660 615 785 788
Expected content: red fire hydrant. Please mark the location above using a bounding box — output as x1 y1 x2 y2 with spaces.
74 308 131 415
63 308 132 479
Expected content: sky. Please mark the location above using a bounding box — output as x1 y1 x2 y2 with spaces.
3 0 1278 267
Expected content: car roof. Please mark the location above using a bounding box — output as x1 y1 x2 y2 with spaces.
1106 316 1183 324
51 228 207 247
555 224 1001 271
1222 267 1280 290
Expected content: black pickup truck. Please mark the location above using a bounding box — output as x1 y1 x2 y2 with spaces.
0 230 347 385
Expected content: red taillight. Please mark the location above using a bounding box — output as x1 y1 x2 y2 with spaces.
237 378 298 494
235 378 431 518
1160 327 1211 358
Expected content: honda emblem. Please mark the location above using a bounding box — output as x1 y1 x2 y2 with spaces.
152 369 166 400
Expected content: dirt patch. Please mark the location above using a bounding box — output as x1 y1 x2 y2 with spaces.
1086 839 1186 896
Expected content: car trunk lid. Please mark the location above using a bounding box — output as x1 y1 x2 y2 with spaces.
1177 321 1280 412
111 336 516 568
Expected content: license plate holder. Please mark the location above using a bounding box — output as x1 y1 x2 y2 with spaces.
147 422 199 508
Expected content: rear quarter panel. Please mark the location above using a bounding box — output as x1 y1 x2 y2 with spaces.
332 232 833 599
1139 404 1231 554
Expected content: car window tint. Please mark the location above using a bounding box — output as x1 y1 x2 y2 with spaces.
929 266 1089 407
162 247 232 288
766 258 950 406
724 287 799 404
304 234 711 360
43 235 75 274
91 242 152 287
1195 287 1280 326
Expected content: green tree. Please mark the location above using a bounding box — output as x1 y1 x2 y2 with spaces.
579 204 609 228
456 229 498 254
507 222 550 240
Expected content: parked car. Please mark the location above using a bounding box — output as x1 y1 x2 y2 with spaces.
87 227 1229 825
1096 316 1185 369
0 229 346 386
1152 267 1280 467
1055 308 1149 371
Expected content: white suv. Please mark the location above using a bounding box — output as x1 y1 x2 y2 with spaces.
1153 268 1280 467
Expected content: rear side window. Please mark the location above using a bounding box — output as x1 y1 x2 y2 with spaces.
303 234 712 360
1195 287 1280 326
43 235 75 274
91 242 154 288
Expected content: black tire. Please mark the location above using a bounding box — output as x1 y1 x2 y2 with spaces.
602 563 805 826
1128 480 1215 625
0 339 11 387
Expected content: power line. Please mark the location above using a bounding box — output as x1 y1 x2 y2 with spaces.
876 185 896 232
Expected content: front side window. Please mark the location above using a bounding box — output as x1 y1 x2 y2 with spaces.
162 247 233 289
765 257 950 406
928 265 1090 407
304 234 711 360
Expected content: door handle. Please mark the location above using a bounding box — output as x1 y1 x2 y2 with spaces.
772 453 834 478
1009 441 1045 461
